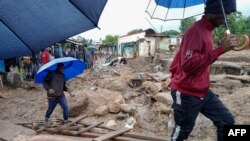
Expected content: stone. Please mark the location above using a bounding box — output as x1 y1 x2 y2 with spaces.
90 87 98 91
116 112 129 120
114 95 125 104
108 102 121 113
142 81 162 95
125 117 136 129
66 93 88 117
106 120 117 127
153 92 173 106
120 104 133 113
0 120 35 141
94 105 109 116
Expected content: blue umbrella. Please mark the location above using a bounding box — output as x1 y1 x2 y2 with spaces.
146 0 229 29
146 0 206 21
35 57 87 84
0 0 108 59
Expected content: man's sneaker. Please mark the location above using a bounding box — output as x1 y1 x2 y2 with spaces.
44 120 50 128
63 120 69 124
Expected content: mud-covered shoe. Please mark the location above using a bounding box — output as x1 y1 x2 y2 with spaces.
63 120 69 125
44 120 51 128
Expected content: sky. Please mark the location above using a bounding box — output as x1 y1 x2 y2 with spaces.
78 0 250 41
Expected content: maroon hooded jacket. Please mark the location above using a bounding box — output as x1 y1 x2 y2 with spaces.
170 17 225 98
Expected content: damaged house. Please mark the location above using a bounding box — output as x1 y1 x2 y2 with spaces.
117 28 181 58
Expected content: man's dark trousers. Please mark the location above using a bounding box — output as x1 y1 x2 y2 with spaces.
171 89 235 141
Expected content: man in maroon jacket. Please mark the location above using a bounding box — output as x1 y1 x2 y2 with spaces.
170 0 238 141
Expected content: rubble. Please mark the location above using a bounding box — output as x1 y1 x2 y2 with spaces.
142 81 162 95
152 92 173 106
94 105 109 116
106 120 117 127
1 51 250 141
65 91 88 117
120 104 134 114
108 102 121 114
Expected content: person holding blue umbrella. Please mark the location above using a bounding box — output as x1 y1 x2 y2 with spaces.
169 0 238 141
35 57 87 127
42 63 70 126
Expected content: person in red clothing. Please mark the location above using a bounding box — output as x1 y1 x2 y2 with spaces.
169 0 238 141
41 49 50 65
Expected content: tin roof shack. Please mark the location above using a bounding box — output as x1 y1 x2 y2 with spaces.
118 29 178 58
99 44 117 55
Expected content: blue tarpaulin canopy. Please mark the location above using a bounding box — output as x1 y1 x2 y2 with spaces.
0 0 108 59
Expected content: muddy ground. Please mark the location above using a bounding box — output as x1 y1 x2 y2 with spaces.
0 50 250 141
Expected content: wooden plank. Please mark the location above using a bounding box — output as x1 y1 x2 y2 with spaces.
93 128 131 141
74 122 104 135
123 132 168 141
78 131 145 141
91 130 168 141
46 128 146 141
15 121 44 125
78 122 117 131
46 129 102 138
79 122 168 140
60 115 87 130
61 125 82 131
226 75 250 82
112 137 146 141
80 133 146 141
36 127 46 133
145 73 161 82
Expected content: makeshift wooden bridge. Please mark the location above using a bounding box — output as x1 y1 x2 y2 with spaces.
16 115 169 141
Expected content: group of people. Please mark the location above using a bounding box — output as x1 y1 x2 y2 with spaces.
20 44 97 81
41 44 95 68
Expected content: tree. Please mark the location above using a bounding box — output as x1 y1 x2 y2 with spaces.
162 30 180 36
227 12 245 35
74 36 93 46
127 29 143 35
213 12 248 45
102 35 118 46
213 27 224 45
179 17 196 34
244 16 250 35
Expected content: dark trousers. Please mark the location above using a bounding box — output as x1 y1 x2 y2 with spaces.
171 89 234 141
45 95 69 121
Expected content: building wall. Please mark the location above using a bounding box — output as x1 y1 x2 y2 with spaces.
158 38 171 51
123 47 135 58
169 37 182 45
138 41 150 56
144 37 157 56
118 32 180 57
118 32 145 55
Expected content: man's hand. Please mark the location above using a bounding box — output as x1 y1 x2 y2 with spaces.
69 92 77 102
69 93 76 98
161 78 171 89
221 33 238 52
48 89 55 94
